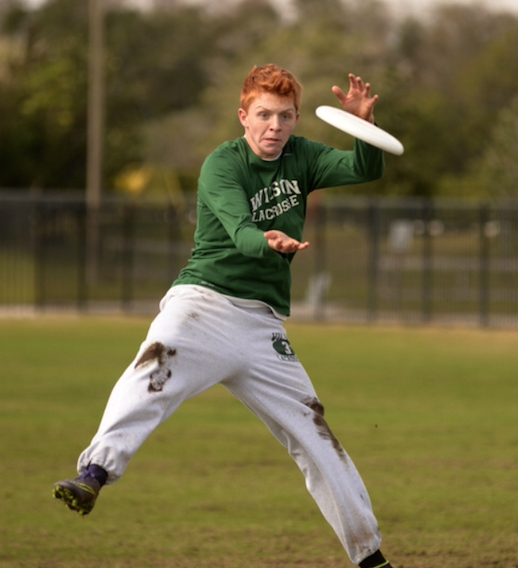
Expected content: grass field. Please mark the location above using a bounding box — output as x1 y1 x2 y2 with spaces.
1 317 517 568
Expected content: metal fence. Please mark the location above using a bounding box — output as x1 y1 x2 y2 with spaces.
2 192 518 327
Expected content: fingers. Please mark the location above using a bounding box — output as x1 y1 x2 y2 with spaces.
333 73 379 122
348 74 373 96
334 75 378 101
264 230 310 254
333 77 367 99
349 74 366 92
331 85 347 105
349 73 362 91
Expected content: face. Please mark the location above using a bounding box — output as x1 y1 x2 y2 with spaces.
238 93 299 159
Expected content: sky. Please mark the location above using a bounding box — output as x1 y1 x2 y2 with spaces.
382 0 518 18
128 0 518 19
23 0 518 17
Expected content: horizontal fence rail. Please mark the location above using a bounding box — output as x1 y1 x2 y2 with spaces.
2 193 518 327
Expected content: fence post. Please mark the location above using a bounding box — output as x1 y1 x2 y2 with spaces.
312 201 327 321
86 204 101 287
479 203 490 327
77 204 88 312
368 201 380 322
166 203 180 286
422 199 433 323
121 204 135 312
33 201 45 311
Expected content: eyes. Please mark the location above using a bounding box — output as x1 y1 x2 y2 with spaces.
258 111 294 122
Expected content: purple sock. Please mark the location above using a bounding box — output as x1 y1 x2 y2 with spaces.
82 464 108 487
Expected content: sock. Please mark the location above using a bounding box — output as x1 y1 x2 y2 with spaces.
359 550 391 568
82 464 108 487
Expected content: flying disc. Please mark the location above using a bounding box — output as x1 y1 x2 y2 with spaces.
316 105 404 155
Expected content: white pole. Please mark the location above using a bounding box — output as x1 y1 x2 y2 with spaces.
86 0 104 286
87 0 103 210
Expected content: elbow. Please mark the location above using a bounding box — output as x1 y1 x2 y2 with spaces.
369 155 385 181
371 164 385 182
358 161 385 183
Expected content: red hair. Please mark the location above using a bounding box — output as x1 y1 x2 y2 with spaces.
240 64 303 112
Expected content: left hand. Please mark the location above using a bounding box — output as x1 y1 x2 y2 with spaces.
331 74 379 124
264 230 309 254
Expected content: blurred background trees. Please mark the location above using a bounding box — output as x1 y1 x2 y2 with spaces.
0 0 517 198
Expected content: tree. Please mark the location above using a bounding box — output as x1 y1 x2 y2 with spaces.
0 0 218 190
0 1 90 188
470 96 518 199
2 0 518 198
381 4 518 197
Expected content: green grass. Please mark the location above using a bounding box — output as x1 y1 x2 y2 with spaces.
1 318 517 568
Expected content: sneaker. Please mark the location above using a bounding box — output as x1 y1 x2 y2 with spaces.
52 475 101 516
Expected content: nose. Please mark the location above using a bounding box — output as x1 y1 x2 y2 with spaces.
269 115 281 130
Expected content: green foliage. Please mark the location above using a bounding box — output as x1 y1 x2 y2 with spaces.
1 0 518 196
462 96 518 199
0 318 517 567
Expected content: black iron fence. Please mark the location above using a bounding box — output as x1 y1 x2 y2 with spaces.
2 193 518 327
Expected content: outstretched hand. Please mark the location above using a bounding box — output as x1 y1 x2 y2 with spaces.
264 230 309 254
331 74 379 124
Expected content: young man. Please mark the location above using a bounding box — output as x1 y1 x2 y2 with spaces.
53 64 392 568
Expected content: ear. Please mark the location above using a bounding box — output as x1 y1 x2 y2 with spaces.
238 108 248 128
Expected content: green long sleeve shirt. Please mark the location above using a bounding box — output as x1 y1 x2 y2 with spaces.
173 134 384 316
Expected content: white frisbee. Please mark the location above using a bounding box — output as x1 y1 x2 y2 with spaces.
315 105 404 155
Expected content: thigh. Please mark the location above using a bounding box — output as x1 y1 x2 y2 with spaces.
224 315 320 432
126 286 246 403
224 319 359 485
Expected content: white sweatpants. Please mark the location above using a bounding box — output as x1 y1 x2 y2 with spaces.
78 285 381 564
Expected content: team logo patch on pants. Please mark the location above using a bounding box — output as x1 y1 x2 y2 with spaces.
272 333 298 362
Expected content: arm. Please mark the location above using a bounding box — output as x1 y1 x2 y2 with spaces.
307 74 384 188
198 166 270 258
198 152 309 258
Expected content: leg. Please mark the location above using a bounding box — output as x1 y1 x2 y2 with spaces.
54 286 246 513
53 286 242 484
53 286 244 512
223 315 382 565
77 286 245 483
